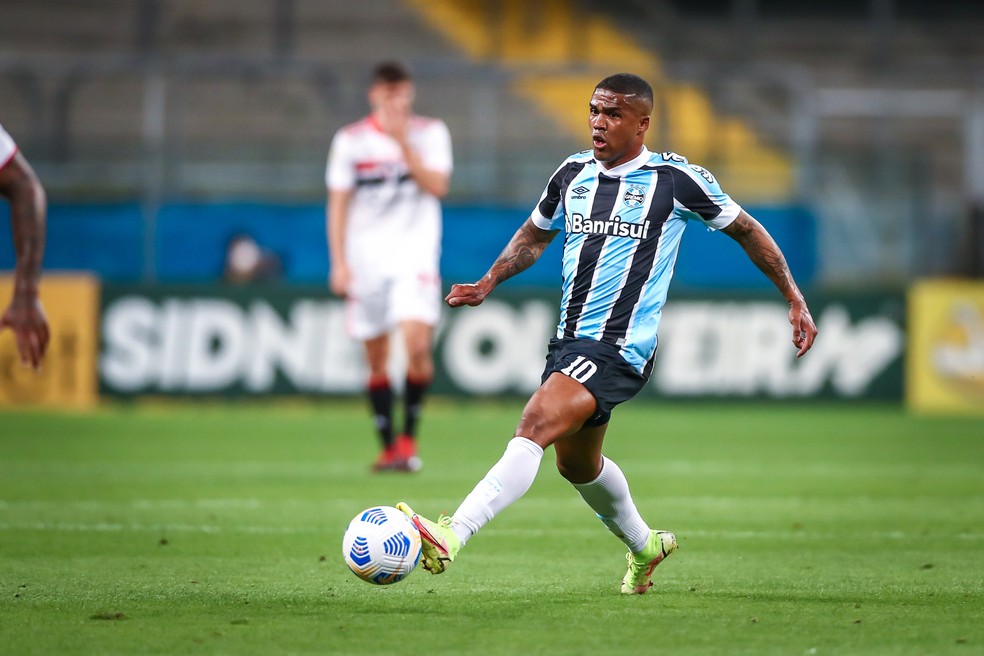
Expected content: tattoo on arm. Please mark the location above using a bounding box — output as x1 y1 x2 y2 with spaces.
723 212 797 301
486 219 556 287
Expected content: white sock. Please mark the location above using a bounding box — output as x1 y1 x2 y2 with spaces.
572 456 650 553
451 436 544 545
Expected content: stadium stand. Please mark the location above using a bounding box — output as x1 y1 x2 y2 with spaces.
406 0 794 202
0 0 570 202
1 0 982 280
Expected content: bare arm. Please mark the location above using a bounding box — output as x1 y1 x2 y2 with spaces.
376 100 450 198
395 137 450 198
0 150 49 369
721 209 817 357
446 217 558 307
327 188 353 297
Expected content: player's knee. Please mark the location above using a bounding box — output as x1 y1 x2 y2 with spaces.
406 354 433 380
515 408 578 447
555 457 599 485
407 347 432 366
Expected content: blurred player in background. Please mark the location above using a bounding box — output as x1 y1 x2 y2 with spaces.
398 73 817 593
0 120 49 371
326 61 453 472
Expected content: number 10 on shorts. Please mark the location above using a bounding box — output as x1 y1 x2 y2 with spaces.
561 356 598 383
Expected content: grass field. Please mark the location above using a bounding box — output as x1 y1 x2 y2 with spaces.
1 400 982 655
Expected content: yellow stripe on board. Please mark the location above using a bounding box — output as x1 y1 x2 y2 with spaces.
0 274 100 409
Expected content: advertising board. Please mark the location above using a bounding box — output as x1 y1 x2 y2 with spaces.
98 285 904 400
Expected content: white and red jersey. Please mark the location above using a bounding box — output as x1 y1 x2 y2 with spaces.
0 121 18 171
326 114 452 277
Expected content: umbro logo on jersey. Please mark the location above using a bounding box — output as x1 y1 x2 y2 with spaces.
572 186 590 195
566 213 651 240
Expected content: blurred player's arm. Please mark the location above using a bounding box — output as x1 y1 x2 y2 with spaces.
327 188 353 297
721 209 817 357
376 98 450 198
0 149 49 369
395 138 449 198
446 217 557 307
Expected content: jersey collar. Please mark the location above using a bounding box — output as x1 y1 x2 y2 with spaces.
596 146 650 178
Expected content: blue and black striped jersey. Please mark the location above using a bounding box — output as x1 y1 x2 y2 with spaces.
530 147 741 375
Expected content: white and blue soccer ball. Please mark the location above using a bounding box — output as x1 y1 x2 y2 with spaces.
342 506 422 585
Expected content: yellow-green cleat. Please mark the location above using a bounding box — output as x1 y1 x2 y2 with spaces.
621 529 678 594
395 502 461 575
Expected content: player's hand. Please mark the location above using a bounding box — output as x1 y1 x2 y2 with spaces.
376 95 410 142
0 294 50 370
445 281 491 308
789 301 817 358
330 263 351 298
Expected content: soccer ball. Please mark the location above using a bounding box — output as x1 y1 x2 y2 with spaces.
342 506 422 585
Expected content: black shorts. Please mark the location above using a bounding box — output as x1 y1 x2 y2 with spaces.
540 337 649 427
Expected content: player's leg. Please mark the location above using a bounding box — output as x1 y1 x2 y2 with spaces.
390 270 440 471
398 372 596 573
348 273 401 471
401 319 434 383
363 334 398 471
395 319 434 471
557 422 677 593
557 422 650 551
546 339 678 594
451 372 595 538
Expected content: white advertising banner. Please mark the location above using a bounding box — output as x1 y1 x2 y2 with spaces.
98 286 904 400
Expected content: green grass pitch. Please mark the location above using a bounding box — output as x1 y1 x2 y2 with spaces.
1 400 981 655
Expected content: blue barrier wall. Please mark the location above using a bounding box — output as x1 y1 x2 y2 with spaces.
1 202 816 288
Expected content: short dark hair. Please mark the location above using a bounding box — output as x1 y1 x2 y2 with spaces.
595 73 653 108
372 61 412 84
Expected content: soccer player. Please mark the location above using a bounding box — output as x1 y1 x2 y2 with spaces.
326 62 453 472
0 120 49 371
397 73 817 593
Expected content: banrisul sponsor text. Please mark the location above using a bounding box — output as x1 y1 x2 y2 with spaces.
566 213 651 239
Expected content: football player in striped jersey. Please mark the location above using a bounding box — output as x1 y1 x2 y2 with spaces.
399 73 816 593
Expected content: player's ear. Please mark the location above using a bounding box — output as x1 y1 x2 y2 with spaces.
638 115 650 135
